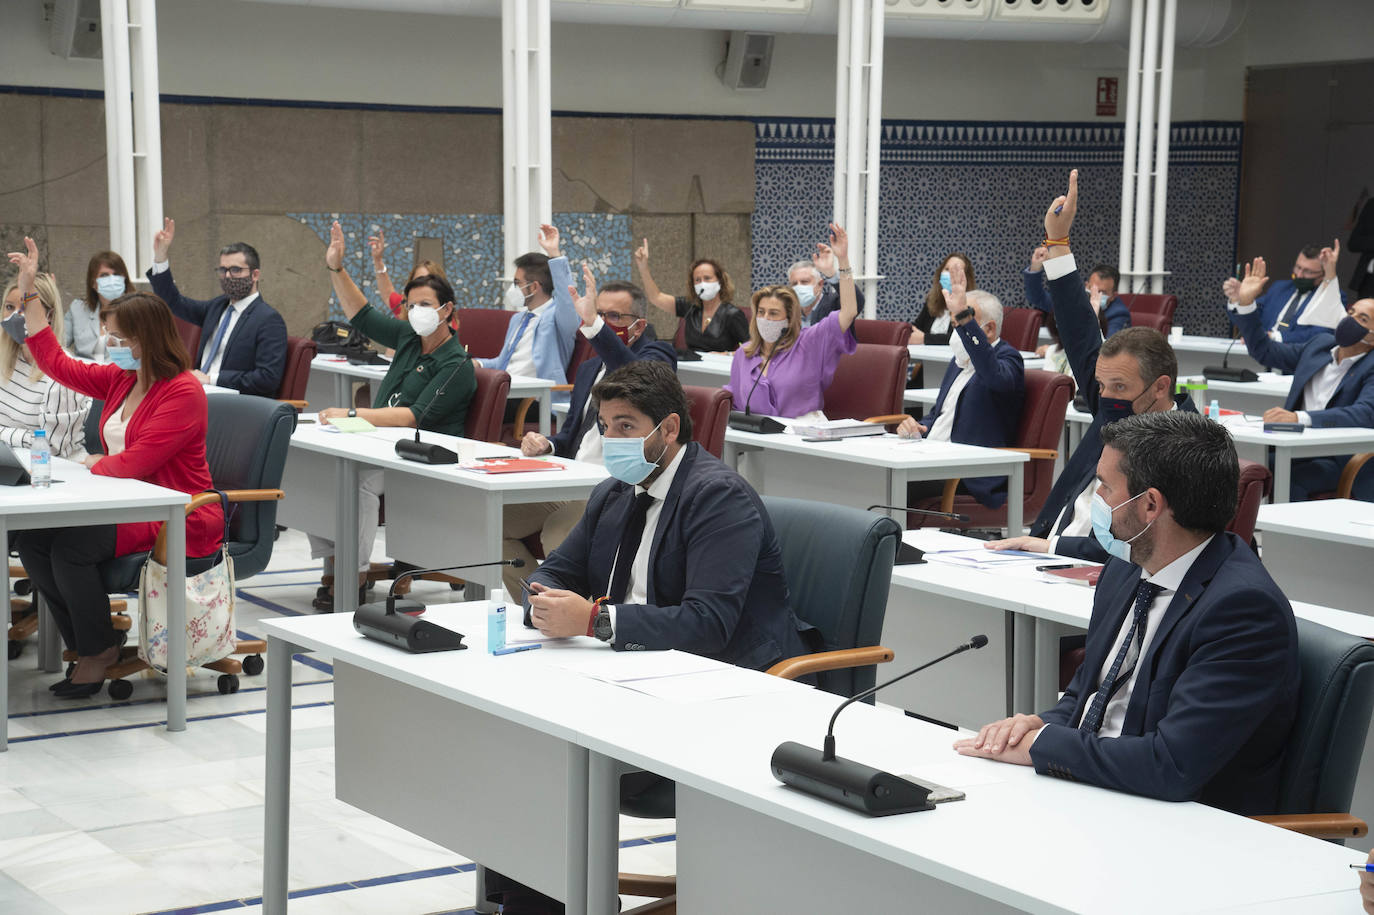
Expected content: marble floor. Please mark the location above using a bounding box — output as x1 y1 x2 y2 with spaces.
2 530 675 914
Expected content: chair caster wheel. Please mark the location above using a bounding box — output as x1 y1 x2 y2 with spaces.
241 654 264 676
217 674 240 694
107 679 133 701
7 641 20 661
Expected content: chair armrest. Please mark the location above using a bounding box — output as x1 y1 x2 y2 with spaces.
552 383 574 392
224 489 286 503
766 646 894 681
150 489 286 562
511 396 536 438
864 414 911 427
940 476 960 515
618 874 676 898
1001 447 1058 461
1250 813 1368 839
278 399 308 411
1337 453 1374 499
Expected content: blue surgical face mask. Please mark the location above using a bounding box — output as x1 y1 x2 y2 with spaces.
1090 490 1152 563
95 275 126 300
792 283 817 311
602 418 667 486
109 346 141 370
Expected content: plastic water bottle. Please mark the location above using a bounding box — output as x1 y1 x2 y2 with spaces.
487 602 506 653
29 429 50 488
1208 399 1221 421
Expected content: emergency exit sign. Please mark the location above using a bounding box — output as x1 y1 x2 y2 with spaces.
1097 77 1119 116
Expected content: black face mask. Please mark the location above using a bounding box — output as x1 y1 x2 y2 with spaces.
1292 276 1318 294
1335 315 1371 348
1 311 27 346
1098 383 1158 425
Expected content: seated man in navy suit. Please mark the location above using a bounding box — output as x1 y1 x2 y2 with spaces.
988 169 1195 562
1223 239 1347 345
146 217 287 396
1024 247 1131 341
789 241 864 328
500 272 676 596
898 263 1025 509
1231 255 1374 500
956 411 1299 815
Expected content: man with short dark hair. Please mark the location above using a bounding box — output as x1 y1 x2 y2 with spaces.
1223 240 1348 345
146 217 288 396
989 170 1195 561
956 410 1299 815
1024 248 1131 339
487 224 579 394
500 272 676 596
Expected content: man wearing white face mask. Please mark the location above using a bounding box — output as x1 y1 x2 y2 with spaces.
898 271 1025 509
307 221 477 611
486 224 579 404
954 411 1298 817
787 249 864 328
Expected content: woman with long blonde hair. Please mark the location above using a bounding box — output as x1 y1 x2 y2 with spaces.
0 274 90 459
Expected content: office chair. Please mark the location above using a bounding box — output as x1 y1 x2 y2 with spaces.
823 343 910 421
999 307 1045 353
275 335 317 410
852 319 912 347
683 385 732 459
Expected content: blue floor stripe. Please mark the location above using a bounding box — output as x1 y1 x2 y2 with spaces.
10 699 335 743
139 836 674 915
5 677 332 721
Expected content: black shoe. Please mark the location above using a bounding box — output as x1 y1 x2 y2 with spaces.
311 585 367 613
48 678 72 692
54 679 104 699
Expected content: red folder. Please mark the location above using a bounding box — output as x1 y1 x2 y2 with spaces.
467 458 566 474
1044 566 1102 587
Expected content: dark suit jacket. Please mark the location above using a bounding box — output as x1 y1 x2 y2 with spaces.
1031 270 1195 562
919 323 1025 508
1233 306 1374 427
1227 278 1347 347
1022 267 1131 338
528 442 812 670
1031 533 1298 814
551 325 675 458
147 267 288 396
805 280 864 327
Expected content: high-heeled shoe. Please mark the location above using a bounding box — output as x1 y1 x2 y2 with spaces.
54 642 120 700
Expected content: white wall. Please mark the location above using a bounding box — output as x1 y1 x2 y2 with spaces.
0 0 1248 122
1241 0 1374 68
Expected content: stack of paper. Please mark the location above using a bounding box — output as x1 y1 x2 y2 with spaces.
551 649 802 703
787 418 886 440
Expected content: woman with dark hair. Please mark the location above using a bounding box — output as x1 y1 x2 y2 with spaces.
310 220 478 610
65 250 134 359
909 252 977 345
723 224 859 419
634 239 750 352
8 236 223 698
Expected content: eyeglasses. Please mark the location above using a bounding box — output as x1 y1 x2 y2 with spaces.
103 332 129 348
214 266 252 278
596 311 642 324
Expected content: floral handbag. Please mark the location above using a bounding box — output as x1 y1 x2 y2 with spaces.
137 491 237 672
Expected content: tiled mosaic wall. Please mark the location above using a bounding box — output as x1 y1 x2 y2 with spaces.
752 119 1243 337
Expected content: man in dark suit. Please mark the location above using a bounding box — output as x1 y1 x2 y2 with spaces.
1231 256 1374 500
1223 241 1348 346
790 253 863 328
898 276 1026 509
988 169 1194 562
146 217 287 396
956 411 1299 815
500 274 676 596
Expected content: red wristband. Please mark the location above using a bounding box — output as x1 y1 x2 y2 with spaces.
587 597 609 637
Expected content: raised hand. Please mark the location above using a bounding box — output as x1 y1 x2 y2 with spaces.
153 217 175 262
568 262 598 326
1319 238 1341 281
813 241 836 276
6 236 40 290
1237 256 1268 307
1222 276 1241 302
633 238 649 268
1087 283 1103 313
326 220 346 272
1044 169 1078 242
367 229 386 263
829 223 849 264
1029 246 1049 272
943 257 967 314
538 223 561 258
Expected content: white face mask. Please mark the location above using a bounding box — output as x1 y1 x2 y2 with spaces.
756 316 788 344
505 282 529 310
694 280 721 302
949 331 971 367
408 305 443 336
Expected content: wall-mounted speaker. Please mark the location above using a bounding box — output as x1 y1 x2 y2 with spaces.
721 30 775 92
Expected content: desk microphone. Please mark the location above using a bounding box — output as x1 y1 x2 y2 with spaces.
728 355 786 434
867 504 971 565
1203 332 1258 383
394 356 471 464
353 558 524 652
771 634 988 816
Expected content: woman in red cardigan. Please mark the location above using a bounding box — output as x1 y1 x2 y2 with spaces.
9 237 223 698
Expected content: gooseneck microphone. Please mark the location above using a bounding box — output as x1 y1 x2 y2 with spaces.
394 355 471 464
727 356 787 434
771 635 989 816
353 558 524 652
1203 331 1258 383
867 504 972 565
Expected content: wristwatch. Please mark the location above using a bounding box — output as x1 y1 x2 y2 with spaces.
347 408 357 418
954 306 976 325
592 606 614 642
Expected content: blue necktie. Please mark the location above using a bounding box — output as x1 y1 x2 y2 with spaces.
496 310 535 371
200 306 236 373
1079 579 1163 734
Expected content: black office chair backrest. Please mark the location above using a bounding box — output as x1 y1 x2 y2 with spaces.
762 496 901 698
205 395 297 579
84 399 103 455
1274 619 1374 816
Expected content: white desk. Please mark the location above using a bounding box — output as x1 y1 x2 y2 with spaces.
1040 330 1268 378
673 351 732 389
722 429 1028 535
1 455 189 748
278 423 607 610
1255 499 1374 612
308 355 559 436
1200 371 1291 415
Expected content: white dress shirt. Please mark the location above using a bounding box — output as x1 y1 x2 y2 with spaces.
604 443 687 643
571 317 609 463
150 260 257 383
1295 348 1365 426
926 359 974 443
505 299 554 379
1081 535 1214 738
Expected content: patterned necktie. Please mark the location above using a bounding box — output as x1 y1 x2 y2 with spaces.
200 305 236 373
607 492 654 604
496 310 535 371
1079 579 1163 734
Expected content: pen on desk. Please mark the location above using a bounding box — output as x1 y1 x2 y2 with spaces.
1035 563 1075 571
1351 863 1374 872
493 643 541 656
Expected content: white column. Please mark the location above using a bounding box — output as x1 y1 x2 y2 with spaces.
1117 0 1144 283
100 0 136 264
501 0 551 301
1148 0 1177 294
1130 0 1160 295
832 0 885 319
129 0 163 274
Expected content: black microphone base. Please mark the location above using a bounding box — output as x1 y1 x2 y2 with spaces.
1202 365 1259 383
353 601 468 652
770 741 935 816
728 411 786 434
395 438 459 464
895 542 926 565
